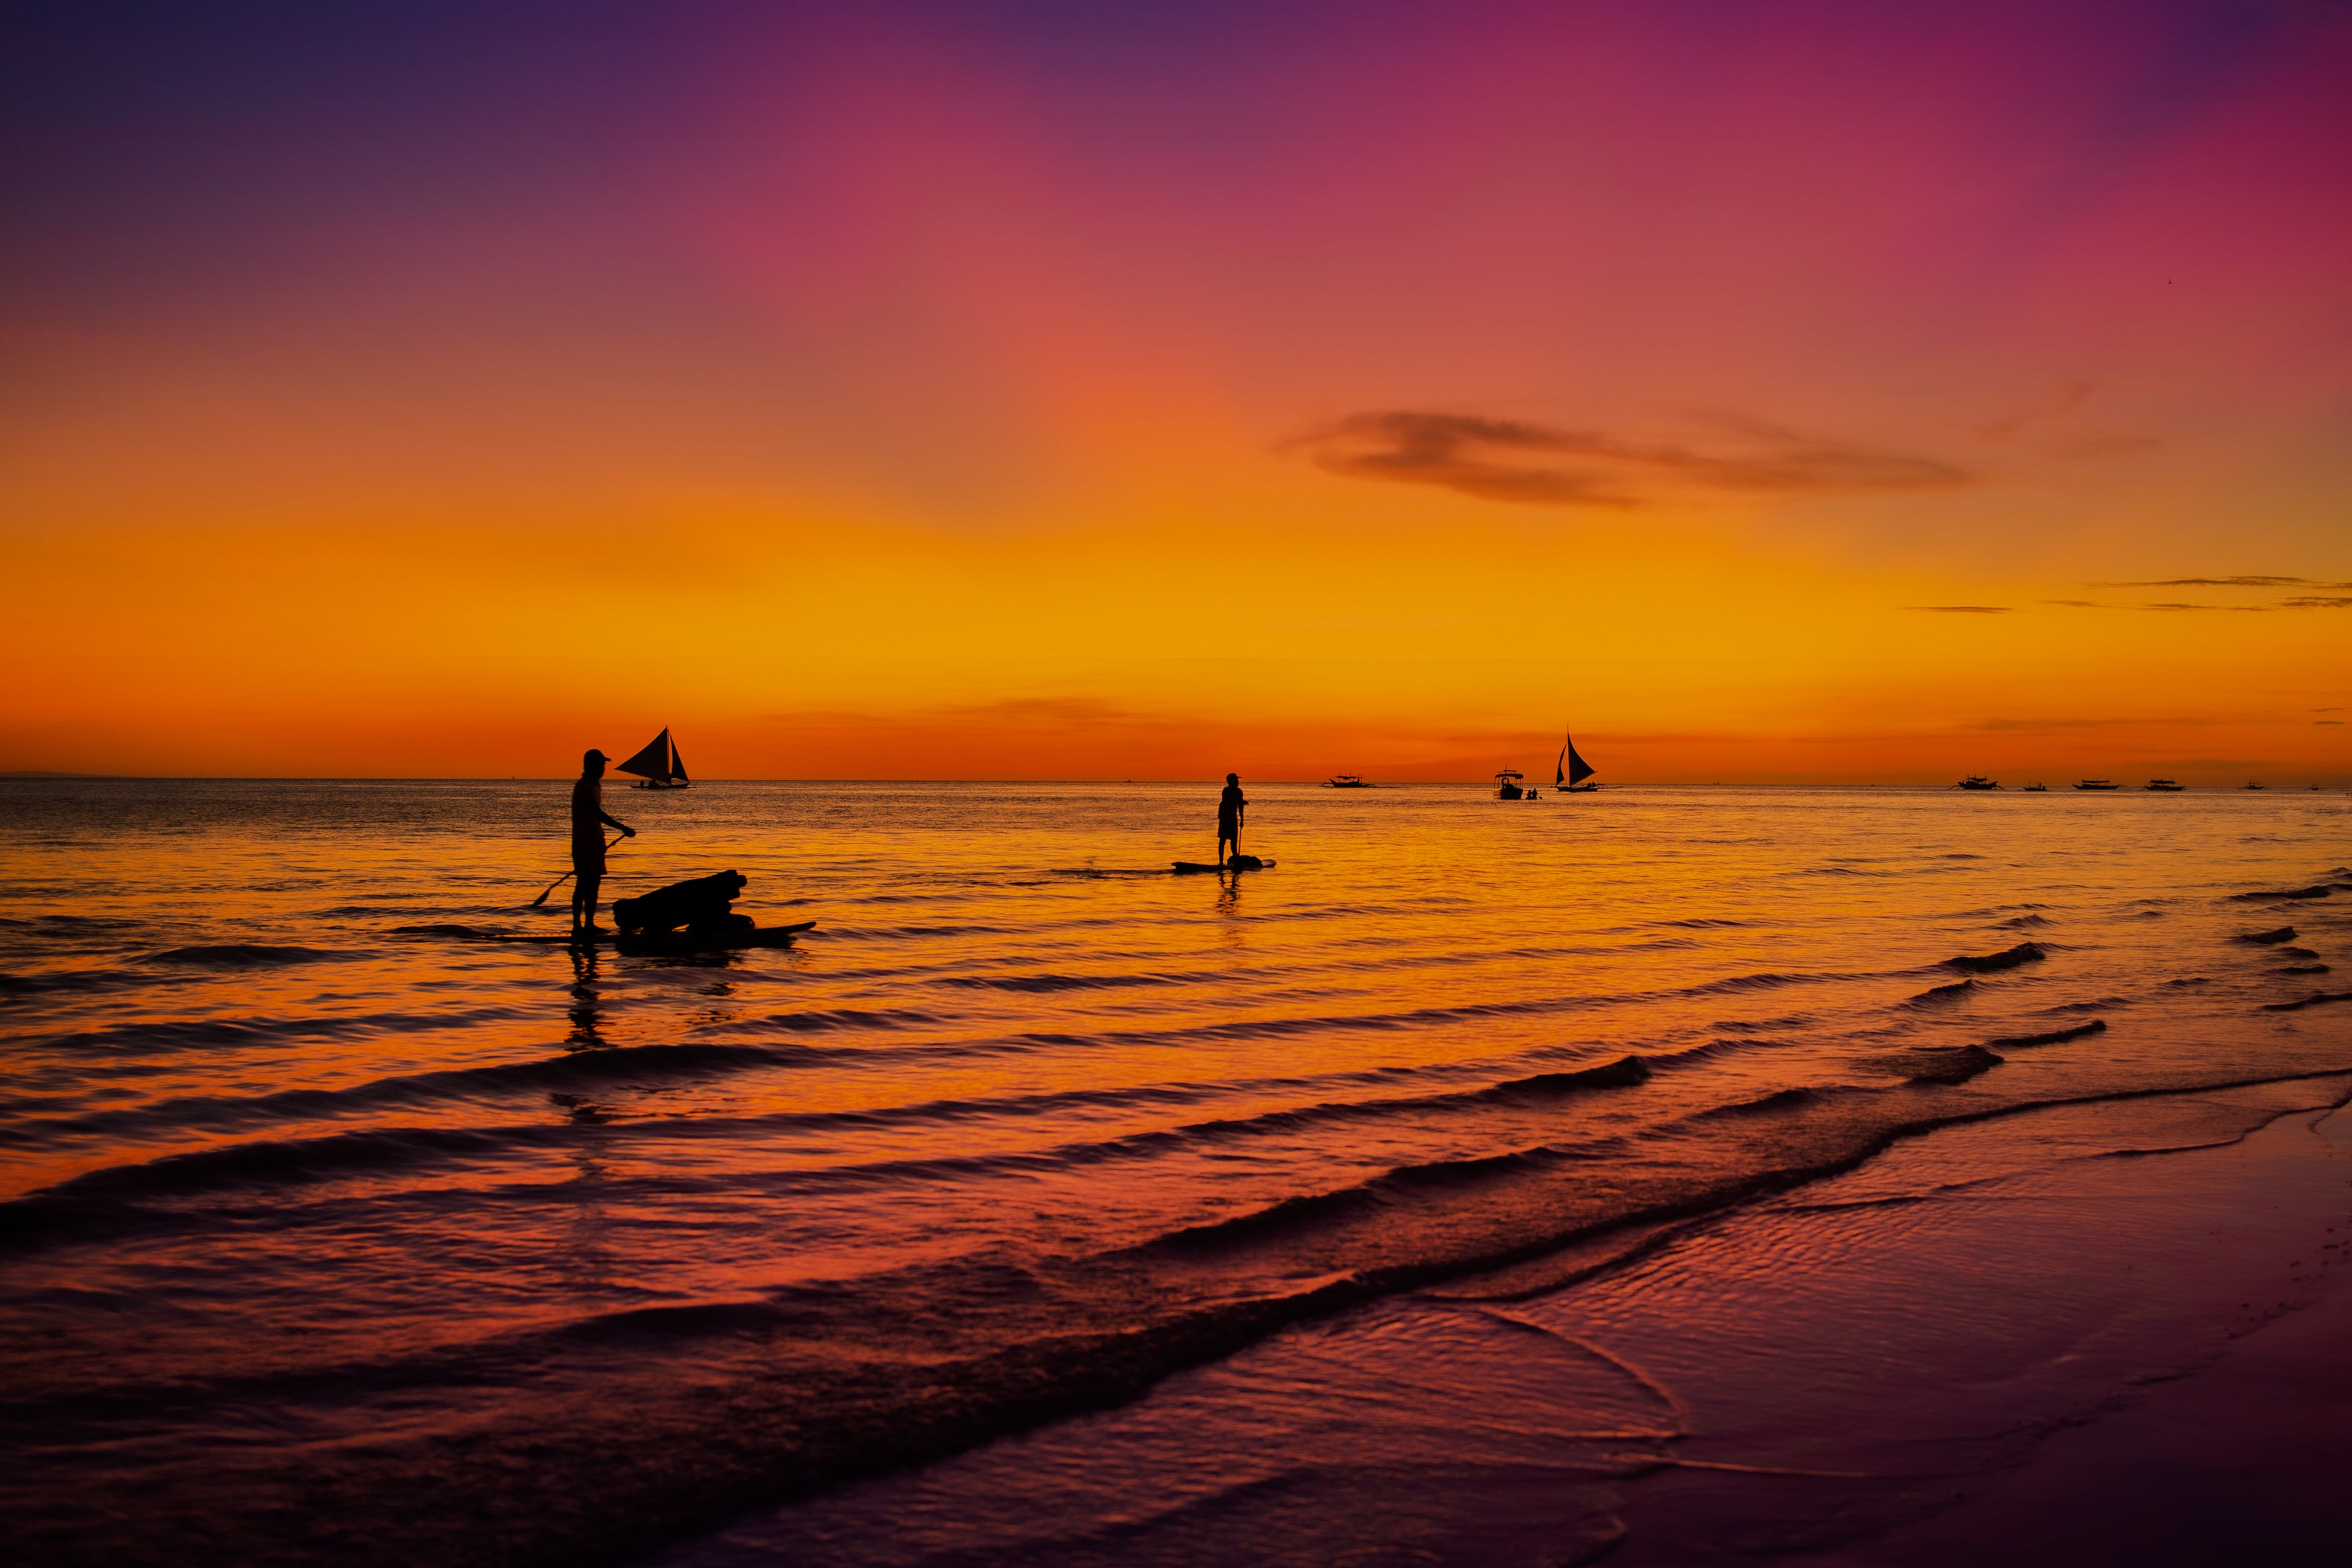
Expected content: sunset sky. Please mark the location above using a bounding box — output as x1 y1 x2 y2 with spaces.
5 0 2348 781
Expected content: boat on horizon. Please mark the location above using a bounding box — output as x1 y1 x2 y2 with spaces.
1494 768 1526 800
2074 779 2120 791
1554 727 1599 793
2244 782 2266 790
1325 774 1373 788
2022 781 2048 791
1954 775 2001 791
618 727 691 790
2145 778 2184 791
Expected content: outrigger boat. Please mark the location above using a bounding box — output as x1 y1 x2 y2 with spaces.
2145 778 2185 792
2074 779 2120 791
618 727 691 790
1954 775 2001 791
2022 782 2048 791
1325 774 1372 788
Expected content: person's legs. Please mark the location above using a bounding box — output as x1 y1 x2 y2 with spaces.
575 870 602 933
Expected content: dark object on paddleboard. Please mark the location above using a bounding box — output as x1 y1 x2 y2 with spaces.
1172 855 1272 874
614 870 748 937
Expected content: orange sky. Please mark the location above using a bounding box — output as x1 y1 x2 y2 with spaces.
4 1 2348 783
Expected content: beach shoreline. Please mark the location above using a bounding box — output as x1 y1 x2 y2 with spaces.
664 1071 2352 1568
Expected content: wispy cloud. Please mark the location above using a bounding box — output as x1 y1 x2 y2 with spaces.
2141 602 2271 612
1975 716 2144 732
1906 605 2011 614
1966 382 2155 463
2042 599 2102 608
2279 596 2352 609
1290 410 1972 508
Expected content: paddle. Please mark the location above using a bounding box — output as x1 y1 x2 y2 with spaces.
529 832 626 908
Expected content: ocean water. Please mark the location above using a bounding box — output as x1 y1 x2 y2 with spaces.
2 779 2348 1567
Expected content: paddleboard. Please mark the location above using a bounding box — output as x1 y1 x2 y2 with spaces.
1170 857 1273 875
618 922 815 954
403 921 816 950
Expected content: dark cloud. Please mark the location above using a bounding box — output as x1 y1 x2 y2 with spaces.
2140 602 2270 612
2279 596 2352 609
1290 410 1972 509
2091 576 2352 588
2042 599 2102 608
1906 605 2011 614
2320 721 2347 726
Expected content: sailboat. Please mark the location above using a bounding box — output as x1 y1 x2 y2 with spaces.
1553 727 1599 793
617 727 692 790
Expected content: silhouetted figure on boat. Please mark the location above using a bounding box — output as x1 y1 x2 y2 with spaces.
1217 773 1247 867
571 749 636 936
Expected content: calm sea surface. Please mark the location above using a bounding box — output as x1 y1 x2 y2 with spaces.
3 780 2348 1565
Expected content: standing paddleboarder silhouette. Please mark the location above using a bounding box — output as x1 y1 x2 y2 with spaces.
1217 773 1246 867
571 748 636 937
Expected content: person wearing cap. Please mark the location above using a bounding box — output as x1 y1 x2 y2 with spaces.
571 748 636 936
1216 772 1246 867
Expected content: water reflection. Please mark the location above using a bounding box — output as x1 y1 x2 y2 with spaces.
565 943 606 1052
561 1151 617 1295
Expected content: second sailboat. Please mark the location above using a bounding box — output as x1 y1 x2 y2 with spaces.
1554 727 1599 793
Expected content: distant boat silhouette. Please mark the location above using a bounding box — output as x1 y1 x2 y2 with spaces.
2074 779 2120 791
2144 778 2184 791
618 727 691 790
2022 781 2048 791
1553 728 1599 793
1325 774 1373 788
1494 768 1525 800
1954 775 2001 791
2243 782 2266 790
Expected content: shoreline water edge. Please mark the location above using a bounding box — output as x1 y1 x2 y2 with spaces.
1 780 2347 1566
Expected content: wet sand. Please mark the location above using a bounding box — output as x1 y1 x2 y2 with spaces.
667 1074 2352 1567
1808 1185 2352 1567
